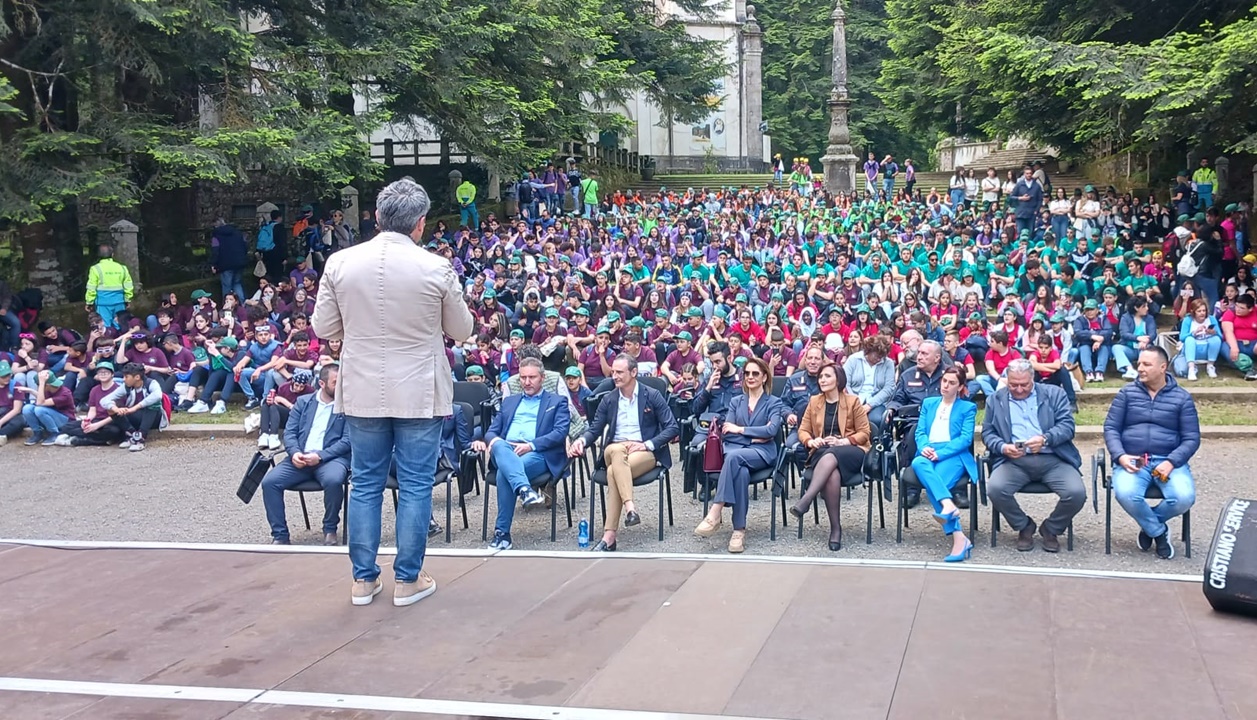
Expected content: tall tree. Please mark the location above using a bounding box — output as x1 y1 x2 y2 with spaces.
760 0 930 168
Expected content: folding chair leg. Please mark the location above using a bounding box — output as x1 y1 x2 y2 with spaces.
771 485 778 542
482 482 491 542
866 479 873 545
876 479 886 529
445 480 453 543
342 480 349 546
991 508 999 548
1184 511 1191 558
391 489 399 512
298 492 312 531
968 482 978 539
665 472 674 526
564 477 573 529
895 475 904 544
550 484 558 543
1066 522 1074 551
1104 481 1112 555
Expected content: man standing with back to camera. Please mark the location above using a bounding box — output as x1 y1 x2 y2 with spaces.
313 178 475 608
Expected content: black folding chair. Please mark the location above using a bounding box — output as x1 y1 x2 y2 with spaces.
588 426 674 541
1092 448 1191 558
894 427 984 544
773 430 887 545
771 376 789 397
698 423 789 517
481 457 573 542
989 451 1076 551
639 375 670 396
291 476 350 545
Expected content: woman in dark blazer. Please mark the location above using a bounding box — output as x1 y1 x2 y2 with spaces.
911 366 979 562
791 362 871 550
693 357 784 553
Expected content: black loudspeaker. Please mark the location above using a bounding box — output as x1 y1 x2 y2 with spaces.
1203 497 1257 618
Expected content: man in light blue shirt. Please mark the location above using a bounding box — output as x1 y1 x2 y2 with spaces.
473 358 570 549
982 360 1085 553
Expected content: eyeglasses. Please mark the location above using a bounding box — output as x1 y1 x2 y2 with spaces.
744 370 764 378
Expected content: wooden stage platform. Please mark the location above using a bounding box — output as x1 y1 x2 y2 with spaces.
0 541 1254 720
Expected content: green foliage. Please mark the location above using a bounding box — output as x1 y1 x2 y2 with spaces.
0 0 727 225
761 0 931 168
878 0 1257 157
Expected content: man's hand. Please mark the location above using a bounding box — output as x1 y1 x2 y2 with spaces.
1023 435 1046 454
1154 460 1174 480
511 441 532 456
706 371 721 390
568 437 586 457
470 440 487 454
921 446 938 461
622 440 647 454
37 370 49 383
786 413 798 426
1116 454 1139 473
1002 443 1026 459
1230 345 1240 362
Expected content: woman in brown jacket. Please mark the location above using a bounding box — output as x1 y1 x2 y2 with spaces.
790 362 871 550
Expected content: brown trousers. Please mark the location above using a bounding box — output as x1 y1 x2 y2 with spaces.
602 443 657 531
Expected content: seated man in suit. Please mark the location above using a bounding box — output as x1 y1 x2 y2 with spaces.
982 359 1086 553
569 354 679 551
261 364 350 545
472 358 570 550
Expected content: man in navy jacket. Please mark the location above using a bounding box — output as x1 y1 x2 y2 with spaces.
261 365 351 545
569 354 678 551
474 358 570 550
1103 347 1200 559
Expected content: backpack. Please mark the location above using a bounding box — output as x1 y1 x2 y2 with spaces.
518 182 533 204
1178 241 1203 278
256 221 276 252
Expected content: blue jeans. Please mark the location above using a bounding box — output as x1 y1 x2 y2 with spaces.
975 375 1000 397
238 366 264 399
219 269 245 302
1112 459 1195 538
1183 335 1221 362
1113 345 1140 372
490 441 549 538
347 416 442 583
1077 343 1111 374
883 178 895 196
261 458 349 539
1050 215 1070 241
22 404 68 435
1015 216 1035 237
0 309 20 351
459 204 479 230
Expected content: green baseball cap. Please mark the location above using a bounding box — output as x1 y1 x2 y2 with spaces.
771 291 784 301
714 307 729 320
606 311 621 323
1083 299 1098 310
1049 312 1067 324
1224 203 1239 213
482 289 497 299
0 361 10 376
1177 214 1190 223
735 293 748 303
465 365 485 377
190 289 211 300
575 307 590 317
94 361 115 373
654 308 669 318
687 307 704 318
216 336 239 350
1102 287 1118 297
563 366 582 379
628 316 648 328
676 331 693 342
968 311 985 321
596 324 611 336
46 374 64 388
509 329 525 339
544 308 559 318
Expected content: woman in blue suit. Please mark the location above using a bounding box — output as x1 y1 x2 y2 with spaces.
694 357 784 554
911 366 979 562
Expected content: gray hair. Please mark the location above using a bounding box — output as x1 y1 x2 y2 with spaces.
919 339 942 355
613 353 639 374
518 357 544 373
375 179 432 234
1006 358 1034 377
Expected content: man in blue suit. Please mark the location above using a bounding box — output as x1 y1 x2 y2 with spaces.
473 358 570 550
261 365 351 545
568 354 679 551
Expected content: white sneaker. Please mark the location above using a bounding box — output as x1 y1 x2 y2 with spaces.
267 433 281 450
1122 368 1138 380
118 437 133 450
187 400 209 414
257 433 269 449
1206 363 1217 378
1187 364 1198 381
0 435 7 446
244 413 261 433
54 434 72 447
210 400 227 415
129 440 145 452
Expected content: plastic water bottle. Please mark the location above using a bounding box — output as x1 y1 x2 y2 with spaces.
578 519 590 548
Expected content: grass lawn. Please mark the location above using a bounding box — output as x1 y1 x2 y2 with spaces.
170 407 249 425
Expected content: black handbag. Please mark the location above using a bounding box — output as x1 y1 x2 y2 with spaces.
236 451 274 504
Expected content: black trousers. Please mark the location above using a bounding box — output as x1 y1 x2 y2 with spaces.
1 416 26 438
59 419 126 446
120 406 163 438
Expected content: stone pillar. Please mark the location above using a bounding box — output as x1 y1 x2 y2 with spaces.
821 0 857 194
742 6 764 171
488 168 502 201
1186 149 1199 173
1215 156 1229 201
1252 163 1257 209
339 185 360 225
447 170 463 210
109 219 142 293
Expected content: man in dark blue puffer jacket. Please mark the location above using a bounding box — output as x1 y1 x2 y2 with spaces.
1102 346 1201 560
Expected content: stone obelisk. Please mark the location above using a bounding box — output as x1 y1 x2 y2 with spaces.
821 0 858 194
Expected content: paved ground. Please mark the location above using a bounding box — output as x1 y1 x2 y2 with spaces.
0 437 1248 573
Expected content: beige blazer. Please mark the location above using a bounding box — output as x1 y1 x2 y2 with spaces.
312 231 475 418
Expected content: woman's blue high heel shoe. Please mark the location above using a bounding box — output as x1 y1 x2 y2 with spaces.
944 539 973 563
932 509 961 524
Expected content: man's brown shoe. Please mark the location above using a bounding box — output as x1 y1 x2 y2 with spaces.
351 578 382 606
394 570 437 607
1039 524 1061 553
1016 519 1037 552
